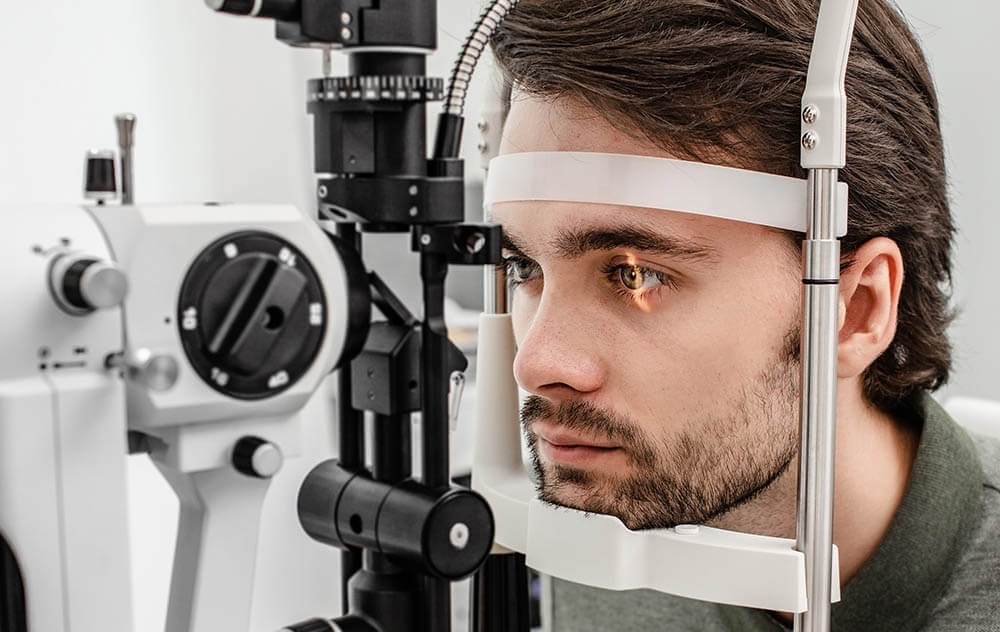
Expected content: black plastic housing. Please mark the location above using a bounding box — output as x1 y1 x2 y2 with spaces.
298 461 495 580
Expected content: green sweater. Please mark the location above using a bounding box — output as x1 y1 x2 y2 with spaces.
548 394 1000 631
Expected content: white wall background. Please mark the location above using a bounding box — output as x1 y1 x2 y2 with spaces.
896 0 1000 401
0 1 995 631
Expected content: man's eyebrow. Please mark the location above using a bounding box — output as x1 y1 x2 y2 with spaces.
552 226 718 263
502 230 529 257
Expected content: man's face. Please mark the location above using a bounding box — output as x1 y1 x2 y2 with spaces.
495 95 805 531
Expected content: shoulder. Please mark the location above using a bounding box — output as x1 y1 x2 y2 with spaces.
923 431 1000 630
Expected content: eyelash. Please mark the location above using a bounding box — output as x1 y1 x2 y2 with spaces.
500 256 676 304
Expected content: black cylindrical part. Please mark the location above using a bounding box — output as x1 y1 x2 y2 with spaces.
378 483 494 580
84 150 117 200
420 253 450 488
348 53 428 178
298 462 493 579
373 413 411 483
1 535 26 632
472 554 531 632
298 459 376 548
348 568 421 632
433 112 465 160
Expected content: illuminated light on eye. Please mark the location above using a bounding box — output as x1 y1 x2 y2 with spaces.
620 264 644 290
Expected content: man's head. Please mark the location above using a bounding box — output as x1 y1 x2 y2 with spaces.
489 0 952 530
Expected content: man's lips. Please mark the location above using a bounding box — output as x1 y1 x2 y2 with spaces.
533 423 622 467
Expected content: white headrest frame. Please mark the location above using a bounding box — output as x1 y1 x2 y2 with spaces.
485 151 848 237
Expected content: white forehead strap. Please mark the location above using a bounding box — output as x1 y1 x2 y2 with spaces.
484 152 848 237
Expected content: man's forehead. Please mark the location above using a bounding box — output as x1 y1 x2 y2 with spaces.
500 93 664 157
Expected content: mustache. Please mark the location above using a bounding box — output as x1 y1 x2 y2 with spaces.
520 395 656 467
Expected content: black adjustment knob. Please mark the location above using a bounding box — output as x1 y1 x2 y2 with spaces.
84 149 117 202
50 254 129 315
178 231 327 400
232 436 283 479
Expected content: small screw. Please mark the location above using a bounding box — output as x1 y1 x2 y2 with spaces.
409 206 419 217
366 368 375 378
318 185 328 198
801 131 819 150
341 27 353 40
802 104 820 125
340 11 352 25
476 118 488 132
477 142 488 155
420 234 432 246
409 185 419 196
465 232 486 254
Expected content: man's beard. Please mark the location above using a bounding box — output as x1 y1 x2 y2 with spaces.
520 330 801 531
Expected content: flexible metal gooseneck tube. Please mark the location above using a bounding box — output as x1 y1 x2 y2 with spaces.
795 3 858 632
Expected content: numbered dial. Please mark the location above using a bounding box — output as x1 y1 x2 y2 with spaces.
178 231 327 400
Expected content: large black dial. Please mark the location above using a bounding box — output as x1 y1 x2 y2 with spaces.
178 231 327 400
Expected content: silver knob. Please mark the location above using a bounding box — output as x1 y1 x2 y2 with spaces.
108 349 180 392
50 254 129 314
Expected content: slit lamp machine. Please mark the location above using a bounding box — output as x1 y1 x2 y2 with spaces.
0 1 858 631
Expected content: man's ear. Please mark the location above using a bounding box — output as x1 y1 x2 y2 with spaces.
837 238 904 379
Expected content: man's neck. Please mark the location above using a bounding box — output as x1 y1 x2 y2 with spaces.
709 379 920 587
830 383 920 585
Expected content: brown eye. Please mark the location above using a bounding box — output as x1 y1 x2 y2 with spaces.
619 265 644 290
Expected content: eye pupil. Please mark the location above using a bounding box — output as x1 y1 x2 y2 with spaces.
620 265 643 290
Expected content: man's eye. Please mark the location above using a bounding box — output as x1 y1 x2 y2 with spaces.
503 257 541 284
615 264 666 292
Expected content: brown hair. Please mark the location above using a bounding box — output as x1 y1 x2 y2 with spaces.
492 0 955 414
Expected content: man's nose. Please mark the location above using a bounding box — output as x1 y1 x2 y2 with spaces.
512 294 606 399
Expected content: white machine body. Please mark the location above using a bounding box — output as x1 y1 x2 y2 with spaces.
1 202 351 632
0 205 134 632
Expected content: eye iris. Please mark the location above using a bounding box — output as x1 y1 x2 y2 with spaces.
514 260 533 279
620 265 643 290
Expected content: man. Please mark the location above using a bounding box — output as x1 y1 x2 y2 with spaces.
487 0 1000 629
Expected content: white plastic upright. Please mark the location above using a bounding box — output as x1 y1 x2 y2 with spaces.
471 313 533 553
800 0 859 169
156 464 271 632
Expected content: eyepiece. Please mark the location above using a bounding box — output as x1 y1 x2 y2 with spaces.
205 0 300 20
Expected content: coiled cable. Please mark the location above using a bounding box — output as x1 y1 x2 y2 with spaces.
433 0 519 158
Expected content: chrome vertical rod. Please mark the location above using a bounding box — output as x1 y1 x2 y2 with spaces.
483 205 507 315
115 113 136 205
484 262 507 315
794 168 841 632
